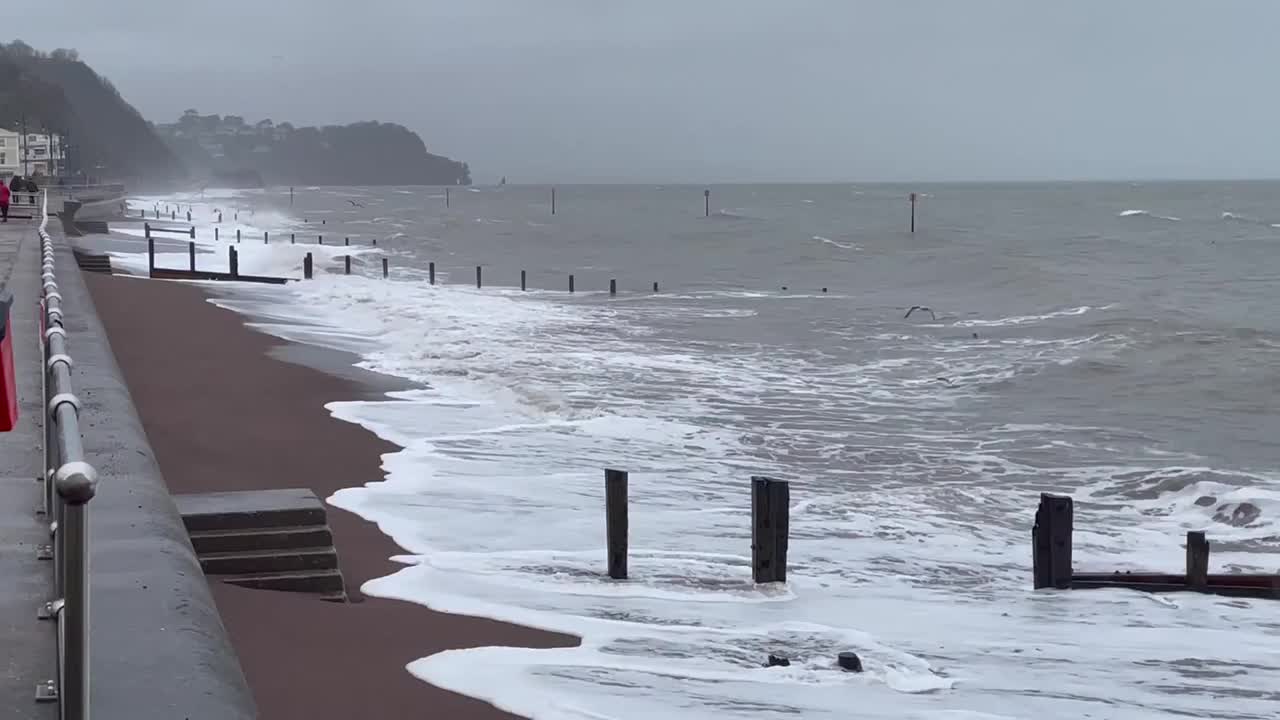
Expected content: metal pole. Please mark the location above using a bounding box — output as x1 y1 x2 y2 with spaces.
61 502 89 720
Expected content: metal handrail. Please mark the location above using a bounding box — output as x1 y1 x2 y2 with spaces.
38 187 98 720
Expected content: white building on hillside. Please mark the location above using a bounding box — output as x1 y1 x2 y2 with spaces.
19 132 66 176
0 129 19 177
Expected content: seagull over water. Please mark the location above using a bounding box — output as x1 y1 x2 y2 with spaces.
904 305 936 320
348 200 365 208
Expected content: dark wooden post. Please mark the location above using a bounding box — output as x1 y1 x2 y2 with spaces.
652 281 659 292
372 238 377 246
186 210 191 222
189 226 195 239
610 279 616 296
229 247 239 277
188 241 195 271
171 210 175 220
344 256 351 275
215 227 219 242
139 208 144 218
382 258 388 278
217 211 222 223
605 469 628 579
236 228 241 243
909 192 917 233
303 253 313 279
429 262 435 285
569 274 575 293
264 231 269 244
551 187 556 216
147 236 155 278
704 189 710 217
144 222 151 238
1032 493 1073 589
445 187 450 208
520 270 526 291
319 235 324 245
154 209 159 220
751 476 790 583
1186 531 1209 590
345 236 350 246
476 265 482 288
291 233 295 244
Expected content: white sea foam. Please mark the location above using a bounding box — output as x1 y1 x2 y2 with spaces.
114 190 1280 720
1118 209 1181 222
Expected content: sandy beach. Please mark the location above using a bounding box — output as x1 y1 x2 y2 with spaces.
83 272 578 720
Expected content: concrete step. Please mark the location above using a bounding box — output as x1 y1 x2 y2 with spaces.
220 569 346 594
200 547 338 576
175 488 327 533
73 251 113 274
188 524 334 555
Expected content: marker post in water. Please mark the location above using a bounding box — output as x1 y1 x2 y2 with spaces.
605 469 628 579
704 189 710 217
551 187 557 216
751 476 789 583
909 192 917 233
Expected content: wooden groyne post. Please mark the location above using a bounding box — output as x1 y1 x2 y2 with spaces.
215 227 219 242
1032 493 1073 589
290 233 296 244
188 226 195 239
1186 530 1209 590
264 231 269 244
382 258 388 279
610 279 617 296
476 266 482 288
303 253 313 280
520 270 526 291
751 476 789 583
188 241 196 272
344 256 351 275
429 262 435 285
345 236 350 246
229 247 239 278
569 274 575 293
236 229 241 244
551 187 557 216
445 187 450 208
704 189 710 217
146 233 155 278
605 469 628 579
652 281 659 292
319 235 324 245
909 192 917 233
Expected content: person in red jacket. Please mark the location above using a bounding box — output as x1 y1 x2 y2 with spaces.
0 180 10 223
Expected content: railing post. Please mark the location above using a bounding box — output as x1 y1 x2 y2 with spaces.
61 501 89 720
751 477 790 583
605 469 628 579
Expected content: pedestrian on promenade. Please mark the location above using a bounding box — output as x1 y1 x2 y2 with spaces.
0 180 11 222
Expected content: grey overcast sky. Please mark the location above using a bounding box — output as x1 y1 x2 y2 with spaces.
8 1 1280 183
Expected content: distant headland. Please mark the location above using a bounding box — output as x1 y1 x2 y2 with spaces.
0 39 471 187
154 111 472 188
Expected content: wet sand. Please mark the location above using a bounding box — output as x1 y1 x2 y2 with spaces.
83 272 578 720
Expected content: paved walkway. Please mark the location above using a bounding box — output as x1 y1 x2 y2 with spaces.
0 219 58 719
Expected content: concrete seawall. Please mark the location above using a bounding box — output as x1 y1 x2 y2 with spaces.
39 221 255 717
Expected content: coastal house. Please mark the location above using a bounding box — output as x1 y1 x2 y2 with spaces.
18 132 66 176
0 129 18 176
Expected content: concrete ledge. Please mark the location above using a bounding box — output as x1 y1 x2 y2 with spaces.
46 229 256 718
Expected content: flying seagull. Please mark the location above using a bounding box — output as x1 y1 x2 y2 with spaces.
348 200 365 208
904 305 936 320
